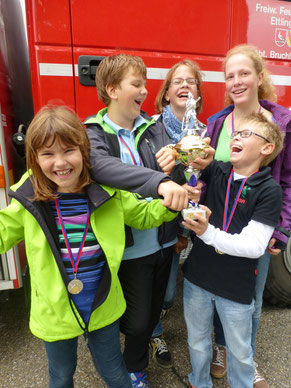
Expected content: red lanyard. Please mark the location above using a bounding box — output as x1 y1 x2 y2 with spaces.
119 136 143 166
55 198 90 275
222 169 258 232
231 105 262 134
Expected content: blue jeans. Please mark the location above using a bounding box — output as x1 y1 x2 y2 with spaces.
214 251 271 355
43 320 131 388
152 252 179 337
184 279 254 388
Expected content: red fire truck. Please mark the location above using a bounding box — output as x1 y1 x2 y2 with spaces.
0 0 290 305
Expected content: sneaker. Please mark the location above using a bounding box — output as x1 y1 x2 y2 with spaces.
210 345 226 378
254 362 269 388
150 335 173 368
129 372 150 388
160 308 169 320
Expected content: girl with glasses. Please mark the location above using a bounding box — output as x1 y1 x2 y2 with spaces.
150 60 210 368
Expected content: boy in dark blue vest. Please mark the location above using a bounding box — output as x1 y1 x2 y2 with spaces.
182 113 283 388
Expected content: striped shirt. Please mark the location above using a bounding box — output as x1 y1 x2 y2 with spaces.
50 193 105 323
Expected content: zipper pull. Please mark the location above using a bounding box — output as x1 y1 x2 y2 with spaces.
145 138 156 155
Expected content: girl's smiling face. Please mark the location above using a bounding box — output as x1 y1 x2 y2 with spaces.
225 54 263 107
165 65 199 119
37 138 83 193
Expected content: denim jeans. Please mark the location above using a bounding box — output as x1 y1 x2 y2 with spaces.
214 251 271 355
184 279 254 388
43 320 131 388
152 252 180 337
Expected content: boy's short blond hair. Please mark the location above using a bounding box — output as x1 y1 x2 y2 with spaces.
239 113 284 167
95 54 147 106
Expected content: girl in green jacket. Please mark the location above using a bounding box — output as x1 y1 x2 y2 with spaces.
1 106 177 388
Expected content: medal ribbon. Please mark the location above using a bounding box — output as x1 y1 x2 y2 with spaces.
223 169 259 232
55 197 90 275
119 136 143 166
222 170 247 232
231 105 262 134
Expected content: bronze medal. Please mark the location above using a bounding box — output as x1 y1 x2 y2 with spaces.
67 278 84 294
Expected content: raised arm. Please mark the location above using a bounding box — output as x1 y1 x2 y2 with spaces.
86 124 188 210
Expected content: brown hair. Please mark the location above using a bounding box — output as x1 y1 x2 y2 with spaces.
25 105 92 201
239 112 284 167
95 54 147 106
155 59 203 114
224 44 277 106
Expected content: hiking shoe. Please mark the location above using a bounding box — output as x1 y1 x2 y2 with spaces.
160 308 169 320
129 372 150 388
210 345 226 378
254 362 269 388
150 335 172 368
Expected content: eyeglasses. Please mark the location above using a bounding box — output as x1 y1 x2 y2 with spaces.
170 78 198 86
230 129 270 143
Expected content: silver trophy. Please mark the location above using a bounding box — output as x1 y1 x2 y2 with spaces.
167 92 207 220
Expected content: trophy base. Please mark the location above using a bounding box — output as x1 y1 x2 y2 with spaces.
182 207 206 221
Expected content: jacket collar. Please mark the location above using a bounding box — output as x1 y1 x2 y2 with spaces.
84 107 155 127
218 161 272 187
10 173 115 212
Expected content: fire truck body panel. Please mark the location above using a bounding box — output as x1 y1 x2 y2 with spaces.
0 0 290 304
26 0 291 122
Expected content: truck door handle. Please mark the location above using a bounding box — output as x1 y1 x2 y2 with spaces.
78 55 105 86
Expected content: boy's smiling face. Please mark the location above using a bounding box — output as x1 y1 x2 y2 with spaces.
230 122 273 175
107 67 148 130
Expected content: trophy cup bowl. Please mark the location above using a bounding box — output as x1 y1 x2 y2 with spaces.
172 134 208 221
173 133 208 167
166 91 208 220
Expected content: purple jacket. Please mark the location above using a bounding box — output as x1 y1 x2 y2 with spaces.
207 100 291 248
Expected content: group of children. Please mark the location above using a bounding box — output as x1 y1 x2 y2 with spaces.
1 46 289 388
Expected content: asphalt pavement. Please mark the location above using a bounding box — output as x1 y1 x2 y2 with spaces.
0 268 290 388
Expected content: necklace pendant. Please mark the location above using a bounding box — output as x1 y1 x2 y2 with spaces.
67 277 84 294
215 248 225 255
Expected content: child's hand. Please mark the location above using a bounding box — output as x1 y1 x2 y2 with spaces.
173 235 188 254
157 180 188 211
182 206 211 236
189 138 215 171
156 147 176 175
267 238 281 256
183 181 203 202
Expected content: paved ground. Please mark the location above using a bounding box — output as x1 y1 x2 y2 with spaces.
0 268 290 388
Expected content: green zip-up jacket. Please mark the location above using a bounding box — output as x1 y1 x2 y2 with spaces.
2 173 177 342
85 108 186 198
85 108 186 246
